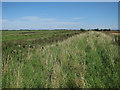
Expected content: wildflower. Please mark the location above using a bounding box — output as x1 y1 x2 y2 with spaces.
19 50 22 52
11 50 17 53
18 45 21 47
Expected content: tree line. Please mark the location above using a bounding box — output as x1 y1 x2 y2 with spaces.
80 28 112 31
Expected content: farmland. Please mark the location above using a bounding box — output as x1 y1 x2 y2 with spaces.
2 30 120 88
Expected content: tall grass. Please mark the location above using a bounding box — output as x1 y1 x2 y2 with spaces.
0 30 2 89
2 31 120 88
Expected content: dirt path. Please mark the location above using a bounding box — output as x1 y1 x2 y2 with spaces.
111 33 120 35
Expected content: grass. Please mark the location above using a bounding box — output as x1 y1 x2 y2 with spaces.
2 30 120 88
0 30 2 89
2 30 81 42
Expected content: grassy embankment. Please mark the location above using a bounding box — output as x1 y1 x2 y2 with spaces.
2 31 120 88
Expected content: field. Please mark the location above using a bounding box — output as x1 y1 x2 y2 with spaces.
104 31 120 35
2 30 120 88
104 31 120 45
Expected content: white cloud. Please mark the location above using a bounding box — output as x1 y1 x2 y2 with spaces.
20 16 56 22
72 17 84 20
2 16 83 29
0 19 8 23
2 16 117 30
20 16 39 21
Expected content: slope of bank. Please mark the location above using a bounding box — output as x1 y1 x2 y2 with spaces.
2 31 120 88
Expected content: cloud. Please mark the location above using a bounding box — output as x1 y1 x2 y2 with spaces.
2 16 83 29
0 19 9 23
20 16 39 21
20 16 56 22
2 16 117 30
72 17 84 20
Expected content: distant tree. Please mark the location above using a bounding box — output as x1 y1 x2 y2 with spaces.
80 28 86 32
94 28 99 31
103 29 109 31
108 29 111 31
88 28 90 31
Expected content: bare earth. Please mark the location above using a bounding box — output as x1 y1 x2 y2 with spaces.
104 31 120 36
111 33 120 35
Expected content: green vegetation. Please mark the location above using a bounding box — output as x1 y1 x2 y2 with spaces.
80 28 86 32
114 35 120 46
2 30 120 88
2 30 81 42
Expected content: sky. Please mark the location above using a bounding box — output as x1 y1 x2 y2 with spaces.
2 2 118 30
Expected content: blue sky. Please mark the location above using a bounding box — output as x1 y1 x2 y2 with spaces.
2 2 118 30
